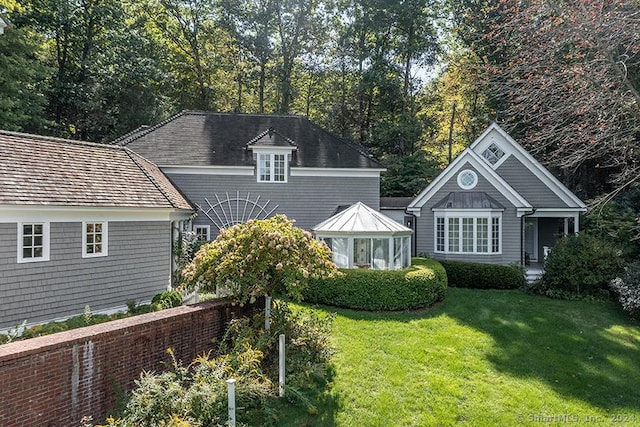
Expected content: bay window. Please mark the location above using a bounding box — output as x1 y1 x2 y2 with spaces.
435 211 502 254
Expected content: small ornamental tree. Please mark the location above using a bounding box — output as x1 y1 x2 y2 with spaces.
181 215 338 305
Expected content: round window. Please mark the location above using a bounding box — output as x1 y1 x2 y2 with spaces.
457 169 478 190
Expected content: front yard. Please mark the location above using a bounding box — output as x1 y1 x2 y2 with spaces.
285 288 640 426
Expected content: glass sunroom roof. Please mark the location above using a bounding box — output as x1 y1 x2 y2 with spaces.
313 202 412 234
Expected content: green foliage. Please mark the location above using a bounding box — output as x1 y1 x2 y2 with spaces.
610 261 640 320
0 25 49 132
584 201 640 261
302 258 447 311
181 215 338 305
109 302 334 426
172 230 206 285
439 259 525 290
380 151 439 197
152 290 183 310
537 233 626 298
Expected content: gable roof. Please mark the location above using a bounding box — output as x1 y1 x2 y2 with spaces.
408 147 532 215
0 130 192 210
247 127 298 148
470 123 586 209
408 123 586 216
313 202 412 234
115 111 384 169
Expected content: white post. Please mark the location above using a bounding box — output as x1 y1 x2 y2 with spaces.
227 378 236 427
279 334 285 397
574 214 580 234
564 217 569 235
265 295 272 331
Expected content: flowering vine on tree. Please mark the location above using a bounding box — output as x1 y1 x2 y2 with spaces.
180 215 338 305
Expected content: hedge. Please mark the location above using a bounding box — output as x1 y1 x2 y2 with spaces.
439 259 525 290
302 257 447 311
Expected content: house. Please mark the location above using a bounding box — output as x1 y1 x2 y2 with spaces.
117 111 385 239
0 131 193 331
407 123 587 274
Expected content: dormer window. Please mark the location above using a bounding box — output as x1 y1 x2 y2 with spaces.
246 127 297 184
258 152 287 182
482 142 505 166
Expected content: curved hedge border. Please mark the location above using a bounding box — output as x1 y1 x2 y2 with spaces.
439 259 525 290
302 258 447 311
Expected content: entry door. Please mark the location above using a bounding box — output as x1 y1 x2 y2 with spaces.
525 218 538 262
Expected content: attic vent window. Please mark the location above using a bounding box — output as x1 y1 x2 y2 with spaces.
457 170 478 190
482 142 505 165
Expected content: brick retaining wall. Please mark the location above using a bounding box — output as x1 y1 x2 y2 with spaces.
0 298 253 427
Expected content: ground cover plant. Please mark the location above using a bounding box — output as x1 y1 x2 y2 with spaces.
0 297 170 344
98 302 335 426
281 288 640 426
303 257 447 311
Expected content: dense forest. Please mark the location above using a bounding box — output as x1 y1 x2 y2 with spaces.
1 0 639 202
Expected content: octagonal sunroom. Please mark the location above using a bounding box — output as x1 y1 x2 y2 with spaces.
313 202 413 270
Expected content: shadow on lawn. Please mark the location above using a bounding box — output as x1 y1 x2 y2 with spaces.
321 289 640 411
436 289 640 411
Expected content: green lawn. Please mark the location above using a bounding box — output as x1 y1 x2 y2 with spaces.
284 288 640 426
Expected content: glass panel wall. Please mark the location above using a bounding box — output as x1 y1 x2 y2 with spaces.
372 238 389 270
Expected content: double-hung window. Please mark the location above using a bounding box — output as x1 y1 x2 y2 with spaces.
83 221 108 258
435 212 502 254
18 222 50 263
258 153 287 182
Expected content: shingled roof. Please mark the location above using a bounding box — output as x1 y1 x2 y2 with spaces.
0 130 192 210
115 111 384 169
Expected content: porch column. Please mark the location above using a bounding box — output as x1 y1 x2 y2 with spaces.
564 218 569 236
574 214 580 234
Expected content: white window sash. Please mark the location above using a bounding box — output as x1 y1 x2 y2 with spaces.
17 222 50 263
434 212 502 255
82 221 108 258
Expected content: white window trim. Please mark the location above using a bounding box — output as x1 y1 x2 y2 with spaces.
257 152 288 183
17 222 50 263
194 225 211 241
434 211 502 255
457 169 478 190
82 221 108 258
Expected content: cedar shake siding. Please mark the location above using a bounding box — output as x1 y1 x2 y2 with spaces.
495 156 570 208
414 162 521 265
0 221 171 330
0 130 193 329
169 173 380 232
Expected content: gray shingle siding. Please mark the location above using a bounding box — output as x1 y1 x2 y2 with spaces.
414 162 521 265
168 173 380 233
495 156 569 208
0 221 170 329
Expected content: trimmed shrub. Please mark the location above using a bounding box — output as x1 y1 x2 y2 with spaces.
302 257 447 311
538 233 625 298
439 260 525 290
610 261 640 320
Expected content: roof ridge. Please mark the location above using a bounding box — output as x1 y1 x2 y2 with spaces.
183 110 304 119
114 110 186 146
124 148 182 210
0 129 123 151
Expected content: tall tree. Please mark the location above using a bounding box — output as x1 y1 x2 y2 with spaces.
221 0 276 113
0 23 49 132
474 0 640 200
